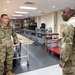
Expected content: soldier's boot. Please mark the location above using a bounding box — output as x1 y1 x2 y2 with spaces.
6 71 16 75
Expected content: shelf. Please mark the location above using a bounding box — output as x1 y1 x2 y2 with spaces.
46 42 59 44
46 34 60 55
47 47 60 55
46 38 58 39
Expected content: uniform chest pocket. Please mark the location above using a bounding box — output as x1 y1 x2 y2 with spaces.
5 29 12 40
6 29 12 35
0 30 5 38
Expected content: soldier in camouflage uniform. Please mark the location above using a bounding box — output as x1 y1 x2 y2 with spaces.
0 14 18 75
59 7 75 75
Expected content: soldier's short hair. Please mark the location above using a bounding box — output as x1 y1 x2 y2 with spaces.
1 14 8 18
65 7 75 15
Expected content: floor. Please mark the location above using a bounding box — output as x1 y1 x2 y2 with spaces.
17 64 62 75
12 34 60 74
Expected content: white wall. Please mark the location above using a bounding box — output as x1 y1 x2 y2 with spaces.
40 13 52 29
36 13 57 32
57 11 65 33
36 11 66 34
35 16 41 28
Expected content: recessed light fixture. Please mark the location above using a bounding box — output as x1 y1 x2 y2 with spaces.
15 11 28 14
39 11 42 13
70 7 74 9
20 6 37 10
6 1 10 3
12 14 23 16
52 6 55 8
5 9 7 10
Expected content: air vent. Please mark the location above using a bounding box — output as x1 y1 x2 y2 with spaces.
25 2 34 5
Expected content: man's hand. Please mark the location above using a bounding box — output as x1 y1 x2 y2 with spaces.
59 62 65 68
0 44 2 48
12 44 16 48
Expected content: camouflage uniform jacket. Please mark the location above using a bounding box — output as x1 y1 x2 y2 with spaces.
60 17 75 66
0 24 18 47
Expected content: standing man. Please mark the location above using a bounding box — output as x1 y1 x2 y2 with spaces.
59 7 75 75
0 14 18 75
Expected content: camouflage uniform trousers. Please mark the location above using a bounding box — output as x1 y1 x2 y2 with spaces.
0 46 14 75
62 60 75 75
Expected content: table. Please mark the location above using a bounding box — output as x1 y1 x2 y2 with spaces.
13 34 34 66
17 64 62 75
24 30 59 45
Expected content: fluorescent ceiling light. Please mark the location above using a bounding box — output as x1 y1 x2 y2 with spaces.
15 11 28 14
6 1 10 3
20 6 37 10
12 14 23 16
9 18 17 19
